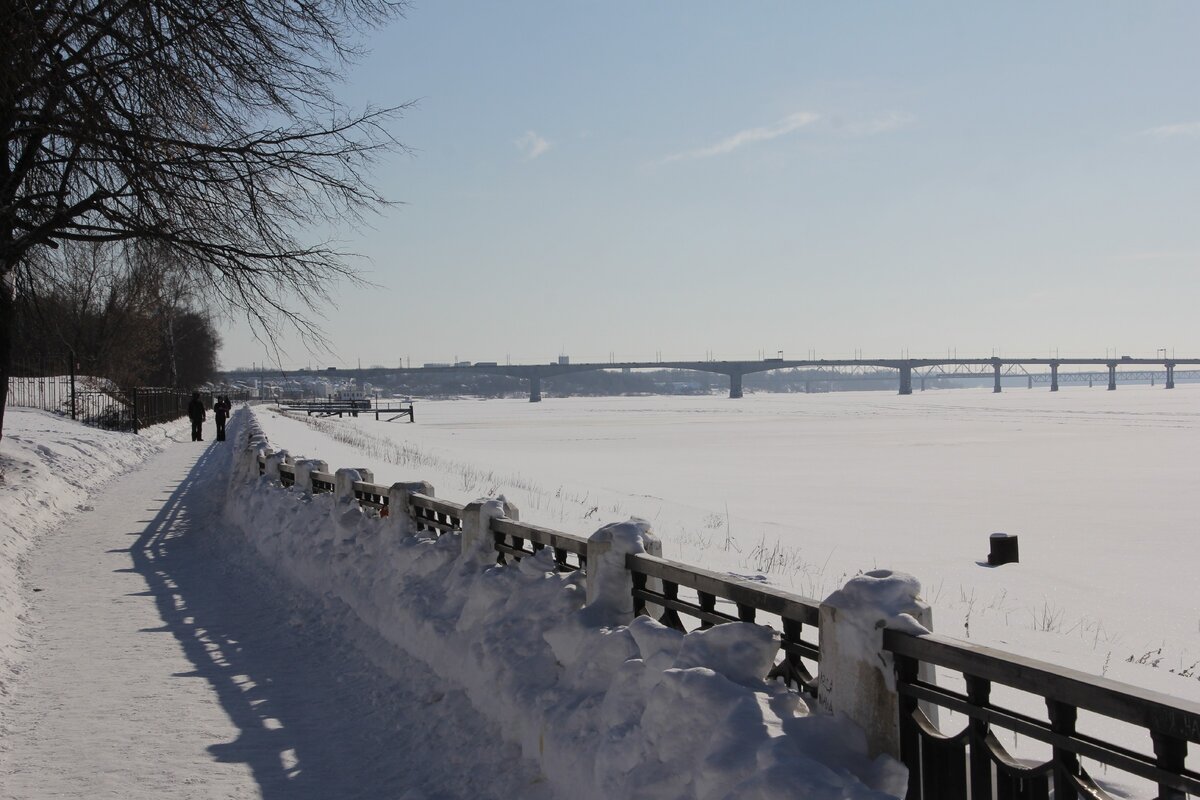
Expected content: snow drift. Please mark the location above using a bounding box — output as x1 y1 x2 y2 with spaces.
0 408 181 696
225 408 906 799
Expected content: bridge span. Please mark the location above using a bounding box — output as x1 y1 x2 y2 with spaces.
276 356 1200 402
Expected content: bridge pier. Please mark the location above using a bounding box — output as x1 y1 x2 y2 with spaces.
993 363 1002 393
729 372 743 399
898 364 912 395
805 380 812 394
920 377 926 391
1107 363 1117 391
1027 376 1032 389
1166 363 1175 389
1050 363 1059 392
529 375 542 403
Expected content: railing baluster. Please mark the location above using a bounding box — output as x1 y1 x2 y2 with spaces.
1047 700 1079 800
767 618 805 691
493 529 507 565
632 570 648 617
658 580 685 632
919 726 966 800
895 652 923 800
1151 732 1186 800
697 591 716 629
966 675 994 800
736 602 755 623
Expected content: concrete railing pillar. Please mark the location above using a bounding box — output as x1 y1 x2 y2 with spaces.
242 442 270 479
334 468 363 502
264 450 289 481
728 372 744 399
460 496 518 567
386 480 435 524
898 364 913 395
585 519 662 624
817 570 933 759
294 459 329 492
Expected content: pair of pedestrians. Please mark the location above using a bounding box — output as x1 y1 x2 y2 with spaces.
186 393 231 441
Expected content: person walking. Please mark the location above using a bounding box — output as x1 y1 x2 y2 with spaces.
187 392 206 441
214 396 230 442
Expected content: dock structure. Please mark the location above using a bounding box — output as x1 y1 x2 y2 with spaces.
277 398 414 422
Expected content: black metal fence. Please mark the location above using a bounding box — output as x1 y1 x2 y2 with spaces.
6 360 246 433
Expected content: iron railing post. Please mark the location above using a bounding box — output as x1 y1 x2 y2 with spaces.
69 358 76 420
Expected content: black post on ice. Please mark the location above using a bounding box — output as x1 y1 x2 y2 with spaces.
987 532 1019 566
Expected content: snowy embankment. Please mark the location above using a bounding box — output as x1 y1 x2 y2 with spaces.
0 408 183 695
227 409 906 800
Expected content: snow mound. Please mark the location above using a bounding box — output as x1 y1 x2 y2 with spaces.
0 409 184 696
225 409 905 799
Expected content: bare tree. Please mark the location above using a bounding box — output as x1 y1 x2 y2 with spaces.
12 241 223 388
1 0 410 442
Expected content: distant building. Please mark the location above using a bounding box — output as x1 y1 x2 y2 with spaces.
558 355 570 365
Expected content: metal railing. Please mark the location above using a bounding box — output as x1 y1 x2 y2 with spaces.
8 370 248 433
885 629 1200 800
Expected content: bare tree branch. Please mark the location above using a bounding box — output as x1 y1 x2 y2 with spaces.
0 0 410 441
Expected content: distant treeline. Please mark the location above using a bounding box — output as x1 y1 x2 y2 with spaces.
13 242 220 388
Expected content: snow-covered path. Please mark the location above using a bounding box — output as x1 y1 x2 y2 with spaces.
0 434 552 799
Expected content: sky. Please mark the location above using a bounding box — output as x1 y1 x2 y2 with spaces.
219 2 1200 370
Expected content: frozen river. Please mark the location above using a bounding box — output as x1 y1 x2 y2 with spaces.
258 385 1200 704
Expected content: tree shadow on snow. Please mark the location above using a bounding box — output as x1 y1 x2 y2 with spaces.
127 442 493 800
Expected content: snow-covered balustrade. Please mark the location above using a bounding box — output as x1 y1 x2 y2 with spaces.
259 453 589 569
626 552 820 695
242 424 1200 800
492 516 590 570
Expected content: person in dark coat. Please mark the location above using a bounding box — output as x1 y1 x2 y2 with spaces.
214 396 230 442
187 392 206 441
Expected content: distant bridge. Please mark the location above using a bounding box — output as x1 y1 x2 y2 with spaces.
250 357 1200 402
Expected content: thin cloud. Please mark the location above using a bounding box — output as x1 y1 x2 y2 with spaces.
663 111 821 162
843 112 915 136
516 130 552 160
1140 121 1200 138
